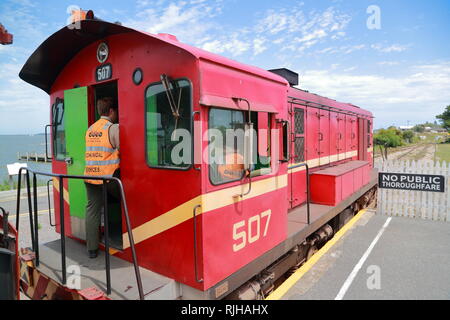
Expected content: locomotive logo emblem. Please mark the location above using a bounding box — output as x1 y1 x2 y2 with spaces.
97 42 109 63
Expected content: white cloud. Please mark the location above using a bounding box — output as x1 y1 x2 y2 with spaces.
125 0 223 46
0 62 48 134
124 2 352 60
343 66 356 72
371 43 409 53
0 1 52 134
253 37 267 55
255 6 351 53
316 44 365 55
298 62 450 128
378 61 400 66
140 4 350 59
201 39 223 53
0 0 48 47
295 29 327 43
343 44 365 54
201 33 251 57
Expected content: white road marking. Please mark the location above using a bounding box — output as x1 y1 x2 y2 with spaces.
335 217 392 300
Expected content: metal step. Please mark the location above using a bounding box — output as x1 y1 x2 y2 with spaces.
35 237 180 300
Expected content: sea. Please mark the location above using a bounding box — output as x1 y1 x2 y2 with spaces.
0 134 52 185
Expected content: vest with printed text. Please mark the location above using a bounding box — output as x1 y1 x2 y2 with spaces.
84 118 120 184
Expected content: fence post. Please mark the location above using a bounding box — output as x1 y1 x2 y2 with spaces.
445 161 450 222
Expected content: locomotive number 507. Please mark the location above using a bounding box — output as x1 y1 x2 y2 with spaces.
232 210 271 252
95 64 112 82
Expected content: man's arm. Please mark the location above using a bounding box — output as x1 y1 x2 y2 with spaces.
109 124 120 150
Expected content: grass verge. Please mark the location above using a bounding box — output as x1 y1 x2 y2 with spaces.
435 143 450 163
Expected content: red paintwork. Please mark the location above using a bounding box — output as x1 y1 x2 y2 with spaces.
287 86 373 210
330 112 339 158
22 20 374 294
289 103 306 208
345 115 353 157
202 189 287 288
311 174 342 206
310 161 370 206
306 108 320 161
337 113 346 160
319 109 330 165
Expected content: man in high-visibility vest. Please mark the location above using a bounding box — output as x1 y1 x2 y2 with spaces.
84 97 120 258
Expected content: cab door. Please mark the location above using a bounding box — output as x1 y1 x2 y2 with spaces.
337 114 346 160
351 116 358 158
319 109 330 165
329 112 339 162
345 114 354 159
63 87 89 238
289 104 306 208
306 107 320 166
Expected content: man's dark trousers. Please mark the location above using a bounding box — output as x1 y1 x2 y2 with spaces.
84 181 120 251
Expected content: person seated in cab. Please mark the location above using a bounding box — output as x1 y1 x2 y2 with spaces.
84 97 120 258
210 145 247 184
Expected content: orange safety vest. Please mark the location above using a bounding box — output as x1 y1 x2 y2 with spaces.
84 118 120 184
217 152 244 180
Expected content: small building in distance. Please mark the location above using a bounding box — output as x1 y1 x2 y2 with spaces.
429 127 447 133
399 125 414 131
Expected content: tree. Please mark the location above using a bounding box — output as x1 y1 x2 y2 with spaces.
413 124 425 133
436 105 450 131
402 130 415 144
373 128 403 160
387 126 402 136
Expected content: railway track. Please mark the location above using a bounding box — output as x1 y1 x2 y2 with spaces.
375 143 435 161
396 143 428 160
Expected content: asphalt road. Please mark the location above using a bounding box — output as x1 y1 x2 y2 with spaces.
0 186 59 248
284 211 450 300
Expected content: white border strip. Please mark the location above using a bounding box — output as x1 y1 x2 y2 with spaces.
334 217 392 300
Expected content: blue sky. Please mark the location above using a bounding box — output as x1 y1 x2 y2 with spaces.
1 0 449 133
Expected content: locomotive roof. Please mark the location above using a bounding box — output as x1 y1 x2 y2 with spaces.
19 19 287 94
288 86 373 118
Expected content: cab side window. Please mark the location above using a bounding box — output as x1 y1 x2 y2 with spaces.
145 78 192 169
209 108 245 185
52 98 66 160
293 108 305 163
250 111 272 176
208 108 272 185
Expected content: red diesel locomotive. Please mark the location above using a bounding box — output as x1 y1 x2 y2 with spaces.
13 14 376 300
